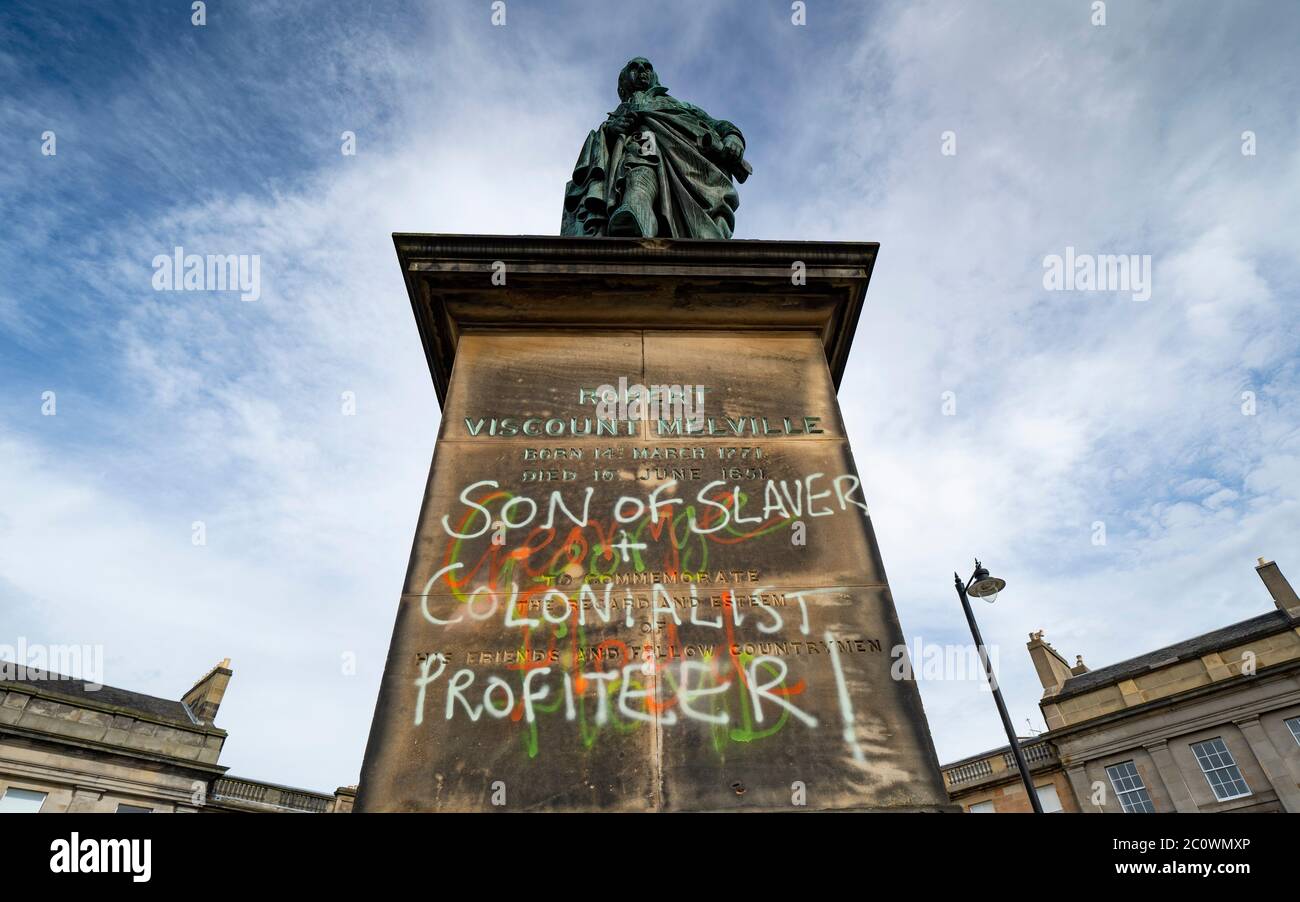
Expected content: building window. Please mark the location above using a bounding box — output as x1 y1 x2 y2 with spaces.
968 800 995 813
1035 783 1064 812
1190 737 1251 801
1286 716 1300 747
115 804 153 813
0 787 48 813
1105 761 1155 813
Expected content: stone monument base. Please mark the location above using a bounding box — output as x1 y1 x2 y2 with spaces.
356 234 954 812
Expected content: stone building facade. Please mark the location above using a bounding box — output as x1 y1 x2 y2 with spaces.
942 557 1300 813
0 659 352 813
942 737 1079 813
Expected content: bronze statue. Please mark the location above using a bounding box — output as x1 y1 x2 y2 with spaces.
561 58 751 239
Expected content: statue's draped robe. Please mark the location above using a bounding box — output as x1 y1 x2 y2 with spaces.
561 86 744 239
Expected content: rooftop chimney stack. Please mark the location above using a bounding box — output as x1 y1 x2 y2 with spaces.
1255 558 1300 619
1027 631 1076 695
182 658 233 724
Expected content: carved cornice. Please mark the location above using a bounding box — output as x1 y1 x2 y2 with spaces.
393 233 878 408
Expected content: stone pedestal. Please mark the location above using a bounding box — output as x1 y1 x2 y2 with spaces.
356 234 952 811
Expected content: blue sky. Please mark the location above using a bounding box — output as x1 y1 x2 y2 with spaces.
2 0 1299 791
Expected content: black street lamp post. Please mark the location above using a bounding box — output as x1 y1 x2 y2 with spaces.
953 559 1043 814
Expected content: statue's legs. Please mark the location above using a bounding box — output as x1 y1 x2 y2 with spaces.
608 166 659 237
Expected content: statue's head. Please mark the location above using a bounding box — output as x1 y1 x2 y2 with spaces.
617 57 659 101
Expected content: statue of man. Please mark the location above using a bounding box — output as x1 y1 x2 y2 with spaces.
561 58 751 239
